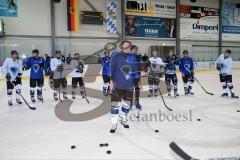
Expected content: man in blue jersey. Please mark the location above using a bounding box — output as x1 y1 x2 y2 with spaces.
164 50 179 97
101 51 111 96
179 50 195 95
24 49 45 102
109 40 141 133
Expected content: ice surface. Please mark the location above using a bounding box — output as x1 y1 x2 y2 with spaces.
0 70 240 160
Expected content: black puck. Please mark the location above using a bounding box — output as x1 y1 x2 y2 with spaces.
107 150 111 154
197 118 201 121
104 143 109 147
99 143 104 147
71 145 76 149
237 110 240 112
155 130 159 133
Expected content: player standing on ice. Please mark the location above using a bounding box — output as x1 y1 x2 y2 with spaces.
109 40 141 133
147 50 165 97
2 51 23 106
216 49 238 98
24 49 45 102
70 53 85 99
179 50 195 95
50 51 68 101
164 50 179 97
101 51 111 96
131 45 143 113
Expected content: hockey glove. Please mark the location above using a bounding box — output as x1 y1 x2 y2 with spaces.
5 73 11 81
216 63 221 71
57 65 64 72
17 73 22 78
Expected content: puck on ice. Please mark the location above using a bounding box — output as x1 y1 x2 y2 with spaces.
197 118 201 121
99 144 104 147
104 143 109 147
107 150 112 154
71 145 76 149
237 110 240 112
155 130 159 133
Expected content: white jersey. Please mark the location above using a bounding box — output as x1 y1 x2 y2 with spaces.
216 54 233 75
70 59 84 78
2 58 23 81
50 58 63 72
148 57 165 78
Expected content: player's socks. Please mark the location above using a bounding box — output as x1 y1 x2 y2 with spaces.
110 106 119 133
54 90 58 101
154 88 158 97
8 100 13 106
103 83 109 96
72 88 76 99
7 89 13 106
80 86 85 98
120 104 130 129
63 93 68 99
37 88 43 101
188 86 194 95
16 86 22 104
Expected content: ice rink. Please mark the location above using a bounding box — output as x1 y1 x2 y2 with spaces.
0 70 240 160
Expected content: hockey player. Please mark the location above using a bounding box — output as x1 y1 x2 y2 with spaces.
101 51 111 96
131 45 143 112
164 50 179 97
179 50 194 95
109 40 141 133
50 51 68 100
216 49 237 98
70 53 85 99
2 50 23 106
147 50 165 97
24 49 45 102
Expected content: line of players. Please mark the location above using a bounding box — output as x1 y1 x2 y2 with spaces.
2 49 86 106
2 41 236 133
101 41 236 133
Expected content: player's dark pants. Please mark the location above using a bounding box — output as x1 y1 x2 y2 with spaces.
182 73 194 92
6 77 22 101
219 74 233 94
72 77 84 96
148 77 160 94
110 89 133 124
165 74 178 93
53 78 67 96
133 78 140 104
30 79 44 97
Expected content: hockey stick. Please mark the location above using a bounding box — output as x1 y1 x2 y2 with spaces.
59 70 63 103
169 142 240 160
9 80 36 110
148 63 173 111
194 76 214 96
82 77 90 104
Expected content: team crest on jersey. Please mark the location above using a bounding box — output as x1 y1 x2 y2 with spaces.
32 64 40 73
121 65 132 80
10 66 19 78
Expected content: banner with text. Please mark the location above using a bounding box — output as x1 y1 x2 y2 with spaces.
125 15 176 38
222 1 240 41
125 0 176 18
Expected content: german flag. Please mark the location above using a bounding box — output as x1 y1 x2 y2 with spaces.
67 0 79 32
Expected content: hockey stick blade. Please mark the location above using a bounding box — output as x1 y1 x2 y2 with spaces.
169 142 197 160
194 77 214 96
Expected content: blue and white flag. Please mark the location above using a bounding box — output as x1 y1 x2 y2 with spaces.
107 1 117 33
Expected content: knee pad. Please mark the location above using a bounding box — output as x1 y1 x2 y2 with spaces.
222 83 227 89
111 106 119 115
7 89 13 96
121 101 131 114
227 83 233 90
